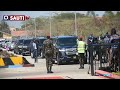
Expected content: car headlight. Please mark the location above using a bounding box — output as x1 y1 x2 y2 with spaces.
59 48 66 51
66 48 77 52
23 46 28 48
18 46 22 48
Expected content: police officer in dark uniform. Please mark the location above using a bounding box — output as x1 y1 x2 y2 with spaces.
87 34 95 64
43 36 54 73
109 28 120 71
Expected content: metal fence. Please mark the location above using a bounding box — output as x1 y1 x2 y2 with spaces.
88 43 120 76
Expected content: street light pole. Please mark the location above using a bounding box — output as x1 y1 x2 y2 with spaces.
75 11 77 36
34 18 37 38
49 11 52 37
25 20 27 38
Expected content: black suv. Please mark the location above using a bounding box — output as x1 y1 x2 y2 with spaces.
52 36 79 65
22 39 32 55
37 37 47 58
14 39 32 55
14 39 24 54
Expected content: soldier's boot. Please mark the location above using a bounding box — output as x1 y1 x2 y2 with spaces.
49 66 53 73
35 57 37 63
82 64 84 69
47 67 50 73
79 64 83 69
79 59 83 69
82 60 84 69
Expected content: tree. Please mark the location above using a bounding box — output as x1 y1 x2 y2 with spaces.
86 11 96 17
21 24 25 29
103 11 114 18
116 11 120 17
0 20 10 34
53 12 85 20
21 18 34 30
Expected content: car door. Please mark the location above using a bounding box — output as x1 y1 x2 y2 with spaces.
52 38 57 59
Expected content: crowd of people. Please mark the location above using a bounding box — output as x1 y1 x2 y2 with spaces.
29 28 120 73
85 28 120 71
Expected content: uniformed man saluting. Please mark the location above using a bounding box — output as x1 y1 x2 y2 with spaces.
43 36 54 73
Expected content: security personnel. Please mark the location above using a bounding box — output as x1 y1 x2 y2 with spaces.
43 36 54 73
32 39 38 63
87 34 95 64
77 36 86 69
109 28 120 68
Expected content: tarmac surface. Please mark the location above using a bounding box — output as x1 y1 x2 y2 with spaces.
0 54 102 79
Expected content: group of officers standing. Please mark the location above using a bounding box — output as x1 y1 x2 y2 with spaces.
86 28 120 71
30 28 120 73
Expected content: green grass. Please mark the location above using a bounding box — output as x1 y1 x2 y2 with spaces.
112 72 120 76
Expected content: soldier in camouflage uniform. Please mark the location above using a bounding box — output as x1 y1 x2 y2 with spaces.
43 36 54 73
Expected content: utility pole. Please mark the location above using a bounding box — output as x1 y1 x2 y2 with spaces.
49 11 52 37
25 20 27 38
75 11 77 36
34 18 37 38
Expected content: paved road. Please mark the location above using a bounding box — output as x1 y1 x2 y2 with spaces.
0 51 102 79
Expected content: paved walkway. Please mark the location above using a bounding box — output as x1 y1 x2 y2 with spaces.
0 53 102 79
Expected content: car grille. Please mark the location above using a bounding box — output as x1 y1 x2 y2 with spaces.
65 48 77 55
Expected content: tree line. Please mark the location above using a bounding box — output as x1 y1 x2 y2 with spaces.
20 11 120 38
1 11 120 38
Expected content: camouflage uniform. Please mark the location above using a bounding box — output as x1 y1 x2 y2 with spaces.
43 39 54 73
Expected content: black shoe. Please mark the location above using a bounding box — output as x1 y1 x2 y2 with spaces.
49 71 54 73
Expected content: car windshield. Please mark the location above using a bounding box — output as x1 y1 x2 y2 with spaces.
39 39 46 45
57 38 77 46
18 40 23 45
24 40 32 45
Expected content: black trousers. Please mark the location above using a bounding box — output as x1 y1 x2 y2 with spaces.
78 53 84 67
33 49 38 63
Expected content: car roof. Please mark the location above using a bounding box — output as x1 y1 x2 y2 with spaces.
54 35 77 39
23 38 33 40
37 37 47 39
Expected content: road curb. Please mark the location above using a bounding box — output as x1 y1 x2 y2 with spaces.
95 70 120 79
23 76 64 79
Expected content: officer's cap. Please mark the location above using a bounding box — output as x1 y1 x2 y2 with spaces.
47 36 50 39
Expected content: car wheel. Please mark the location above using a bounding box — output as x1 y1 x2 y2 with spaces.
22 53 25 56
18 51 21 55
57 53 61 65
14 50 16 54
17 50 22 55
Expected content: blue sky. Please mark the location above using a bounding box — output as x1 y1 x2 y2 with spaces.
0 11 105 28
